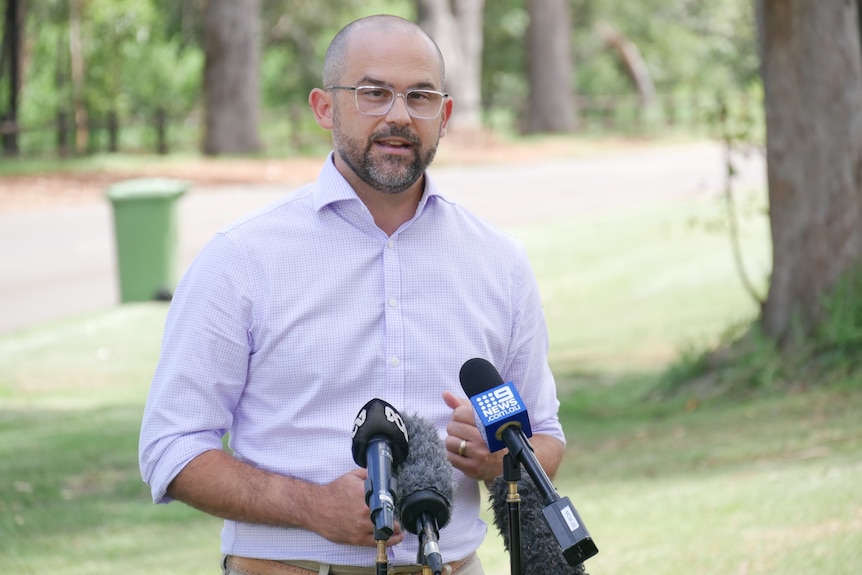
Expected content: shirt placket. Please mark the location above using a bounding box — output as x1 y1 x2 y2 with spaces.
382 236 405 399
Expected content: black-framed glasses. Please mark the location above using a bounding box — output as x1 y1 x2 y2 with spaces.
326 85 448 119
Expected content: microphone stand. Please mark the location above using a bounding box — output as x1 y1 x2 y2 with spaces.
503 453 522 575
416 518 443 575
375 541 388 575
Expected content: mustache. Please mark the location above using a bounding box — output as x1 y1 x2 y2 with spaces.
371 126 420 146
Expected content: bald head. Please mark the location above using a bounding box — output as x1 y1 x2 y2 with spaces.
322 15 446 88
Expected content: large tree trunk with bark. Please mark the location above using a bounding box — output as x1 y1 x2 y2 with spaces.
757 0 862 342
416 0 485 132
203 0 262 156
525 0 576 133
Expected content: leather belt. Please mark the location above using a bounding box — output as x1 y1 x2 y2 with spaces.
225 554 470 575
226 556 316 575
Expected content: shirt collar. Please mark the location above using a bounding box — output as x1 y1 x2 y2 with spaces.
312 151 443 214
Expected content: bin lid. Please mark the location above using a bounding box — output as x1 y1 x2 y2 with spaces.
106 178 189 202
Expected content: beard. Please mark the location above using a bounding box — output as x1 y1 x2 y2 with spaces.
333 122 439 195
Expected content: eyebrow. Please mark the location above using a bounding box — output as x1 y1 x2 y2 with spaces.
356 76 439 91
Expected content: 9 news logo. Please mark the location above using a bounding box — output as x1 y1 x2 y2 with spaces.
475 385 523 422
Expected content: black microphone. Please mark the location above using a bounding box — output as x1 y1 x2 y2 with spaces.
395 414 454 575
489 473 589 575
351 398 410 541
459 358 598 566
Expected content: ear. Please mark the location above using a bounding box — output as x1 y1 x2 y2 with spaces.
309 88 334 130
438 97 454 138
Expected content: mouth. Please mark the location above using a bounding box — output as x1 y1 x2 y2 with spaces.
374 137 414 151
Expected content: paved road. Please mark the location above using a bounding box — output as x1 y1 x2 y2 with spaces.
0 141 765 335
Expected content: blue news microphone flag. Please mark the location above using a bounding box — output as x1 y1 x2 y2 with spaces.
458 357 532 452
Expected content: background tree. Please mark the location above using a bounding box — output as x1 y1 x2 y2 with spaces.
594 21 654 107
1 0 24 155
525 0 575 133
416 0 485 132
756 0 862 343
68 0 89 154
7 0 764 156
203 0 262 155
571 0 759 119
261 0 366 151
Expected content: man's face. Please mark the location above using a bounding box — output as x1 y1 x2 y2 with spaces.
329 29 451 195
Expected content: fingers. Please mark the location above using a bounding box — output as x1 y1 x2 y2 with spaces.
387 522 405 546
442 391 476 427
442 391 505 482
442 390 464 410
318 469 405 547
443 391 479 438
443 391 489 477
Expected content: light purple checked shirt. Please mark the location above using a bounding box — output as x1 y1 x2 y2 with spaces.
139 153 565 567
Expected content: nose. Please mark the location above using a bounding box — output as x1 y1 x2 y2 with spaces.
384 93 413 124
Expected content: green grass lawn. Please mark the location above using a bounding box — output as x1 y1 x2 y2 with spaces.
2 184 860 574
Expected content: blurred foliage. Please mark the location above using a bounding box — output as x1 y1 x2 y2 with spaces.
19 0 203 131
482 0 758 130
572 0 759 95
5 0 759 153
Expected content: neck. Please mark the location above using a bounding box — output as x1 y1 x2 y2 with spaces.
354 181 424 236
335 156 425 236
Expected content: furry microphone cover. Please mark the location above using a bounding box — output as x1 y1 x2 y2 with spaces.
489 474 588 575
395 414 455 530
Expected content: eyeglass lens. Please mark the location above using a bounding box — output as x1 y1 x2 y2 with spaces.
354 87 444 118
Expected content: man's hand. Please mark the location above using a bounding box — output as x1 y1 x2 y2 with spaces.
443 391 504 483
312 468 404 547
167 450 403 548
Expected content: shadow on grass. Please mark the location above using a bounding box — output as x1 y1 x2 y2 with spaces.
553 367 862 484
0 401 225 573
2 404 158 533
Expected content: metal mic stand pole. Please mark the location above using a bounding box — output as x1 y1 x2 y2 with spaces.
503 454 522 575
376 541 388 575
416 536 431 575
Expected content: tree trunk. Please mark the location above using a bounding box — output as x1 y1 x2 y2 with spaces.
416 0 485 132
525 0 576 133
1 0 23 155
203 0 262 156
595 21 655 107
69 0 88 155
757 0 862 342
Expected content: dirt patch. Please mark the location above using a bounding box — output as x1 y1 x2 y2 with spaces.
0 133 647 213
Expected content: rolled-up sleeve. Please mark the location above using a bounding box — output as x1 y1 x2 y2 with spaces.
138 232 253 503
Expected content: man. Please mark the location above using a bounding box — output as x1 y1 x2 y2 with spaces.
139 14 566 575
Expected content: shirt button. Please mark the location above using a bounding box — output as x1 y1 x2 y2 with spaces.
387 239 396 249
388 298 398 307
390 357 400 367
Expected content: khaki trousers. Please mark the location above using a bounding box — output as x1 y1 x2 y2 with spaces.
222 552 484 575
